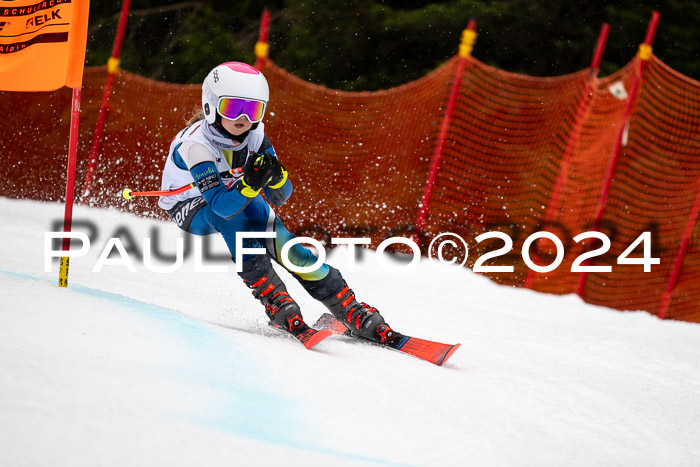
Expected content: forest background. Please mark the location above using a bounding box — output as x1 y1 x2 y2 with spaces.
86 1 698 90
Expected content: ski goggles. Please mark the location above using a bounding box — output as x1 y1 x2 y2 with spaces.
217 96 267 123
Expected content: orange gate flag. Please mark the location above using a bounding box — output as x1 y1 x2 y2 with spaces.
0 0 90 91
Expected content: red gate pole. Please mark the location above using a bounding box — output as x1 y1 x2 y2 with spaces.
79 0 132 202
58 88 83 287
523 23 610 290
413 20 477 248
576 11 660 297
254 8 271 70
658 184 700 319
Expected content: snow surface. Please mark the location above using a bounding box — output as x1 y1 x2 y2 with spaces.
1 197 699 467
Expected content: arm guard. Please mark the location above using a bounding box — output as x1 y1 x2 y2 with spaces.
264 176 293 206
190 161 252 219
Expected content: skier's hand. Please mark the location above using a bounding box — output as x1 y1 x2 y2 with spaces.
241 152 274 191
267 157 288 189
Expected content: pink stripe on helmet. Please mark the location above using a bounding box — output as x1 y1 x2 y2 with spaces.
221 62 260 75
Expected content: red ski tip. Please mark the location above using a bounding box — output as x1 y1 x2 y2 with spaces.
303 329 333 349
438 343 461 366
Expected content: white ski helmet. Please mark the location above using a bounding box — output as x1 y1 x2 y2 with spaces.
201 61 270 125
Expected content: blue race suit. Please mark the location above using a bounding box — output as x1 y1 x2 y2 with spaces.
158 119 343 300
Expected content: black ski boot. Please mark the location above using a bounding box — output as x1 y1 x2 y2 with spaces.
322 282 396 343
244 268 304 332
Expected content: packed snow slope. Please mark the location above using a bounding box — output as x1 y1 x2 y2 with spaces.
1 197 699 467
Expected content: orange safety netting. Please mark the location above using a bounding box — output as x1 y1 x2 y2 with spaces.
1 54 699 322
589 57 700 321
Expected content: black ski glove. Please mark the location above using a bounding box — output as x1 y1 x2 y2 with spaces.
267 157 289 189
241 152 275 191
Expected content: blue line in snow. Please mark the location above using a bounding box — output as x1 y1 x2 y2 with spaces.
0 269 414 467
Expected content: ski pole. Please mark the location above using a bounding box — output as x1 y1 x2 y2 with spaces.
122 168 242 200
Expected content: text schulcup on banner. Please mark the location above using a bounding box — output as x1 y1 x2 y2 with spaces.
0 0 90 91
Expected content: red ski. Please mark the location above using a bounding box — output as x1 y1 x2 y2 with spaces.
313 313 460 366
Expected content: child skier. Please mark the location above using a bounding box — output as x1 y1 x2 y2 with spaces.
158 61 394 344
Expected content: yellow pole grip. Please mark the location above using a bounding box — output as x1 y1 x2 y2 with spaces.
637 44 652 61
107 57 121 74
255 41 270 59
458 29 477 58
